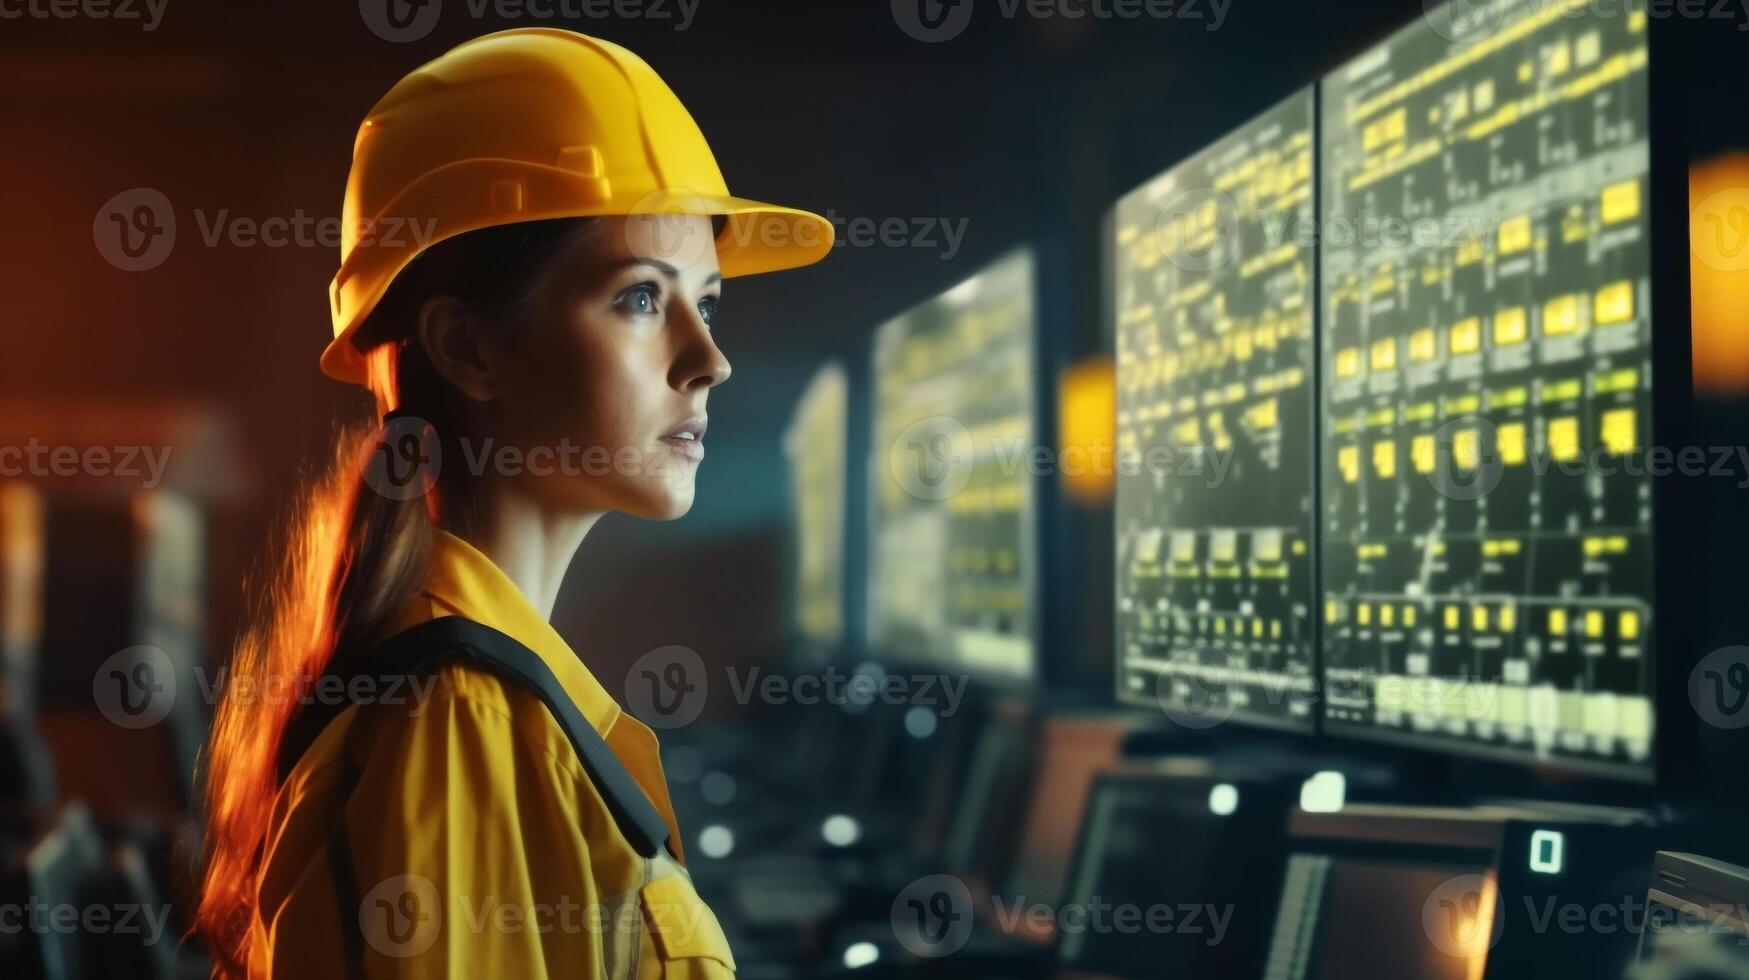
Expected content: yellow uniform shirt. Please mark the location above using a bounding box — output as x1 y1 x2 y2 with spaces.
249 531 736 979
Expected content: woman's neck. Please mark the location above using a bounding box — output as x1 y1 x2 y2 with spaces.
460 488 602 621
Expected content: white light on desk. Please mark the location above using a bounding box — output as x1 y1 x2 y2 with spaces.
843 941 881 969
823 813 862 847
698 824 735 859
1208 783 1239 816
1299 771 1346 813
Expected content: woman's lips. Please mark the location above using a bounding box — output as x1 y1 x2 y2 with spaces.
659 417 707 462
660 432 704 462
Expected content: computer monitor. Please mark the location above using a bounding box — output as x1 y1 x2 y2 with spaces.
999 713 1133 928
1264 804 1652 979
867 248 1037 682
1054 764 1295 980
1639 852 1749 966
1317 0 1674 778
1112 89 1319 730
785 362 849 663
939 696 1035 888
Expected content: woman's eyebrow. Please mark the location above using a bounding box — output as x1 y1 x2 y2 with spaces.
608 257 723 287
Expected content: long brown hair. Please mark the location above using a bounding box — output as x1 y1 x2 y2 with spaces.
194 217 605 977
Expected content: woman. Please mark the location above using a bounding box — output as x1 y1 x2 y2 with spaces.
195 28 832 978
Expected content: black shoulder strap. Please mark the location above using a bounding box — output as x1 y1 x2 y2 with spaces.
276 616 671 858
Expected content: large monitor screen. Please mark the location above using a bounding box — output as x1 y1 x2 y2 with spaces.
1318 0 1655 774
784 363 848 660
867 249 1035 681
1113 90 1319 729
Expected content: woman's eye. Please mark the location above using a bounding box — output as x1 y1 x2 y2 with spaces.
616 283 660 317
698 295 718 328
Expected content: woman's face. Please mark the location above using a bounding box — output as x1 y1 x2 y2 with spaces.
488 214 730 520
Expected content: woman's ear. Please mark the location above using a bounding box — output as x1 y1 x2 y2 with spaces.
415 295 500 402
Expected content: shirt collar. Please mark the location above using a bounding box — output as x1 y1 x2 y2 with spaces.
415 530 624 737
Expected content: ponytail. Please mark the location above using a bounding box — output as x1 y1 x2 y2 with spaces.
194 217 604 977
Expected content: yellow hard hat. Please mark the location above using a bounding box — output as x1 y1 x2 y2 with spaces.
323 27 835 383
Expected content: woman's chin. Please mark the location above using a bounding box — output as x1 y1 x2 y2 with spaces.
627 483 696 521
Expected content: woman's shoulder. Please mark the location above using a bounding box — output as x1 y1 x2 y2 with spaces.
276 653 595 807
355 657 597 783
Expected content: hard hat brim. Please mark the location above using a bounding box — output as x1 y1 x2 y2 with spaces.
319 193 834 384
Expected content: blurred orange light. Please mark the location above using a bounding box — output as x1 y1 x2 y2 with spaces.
1058 356 1116 505
1690 152 1749 395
